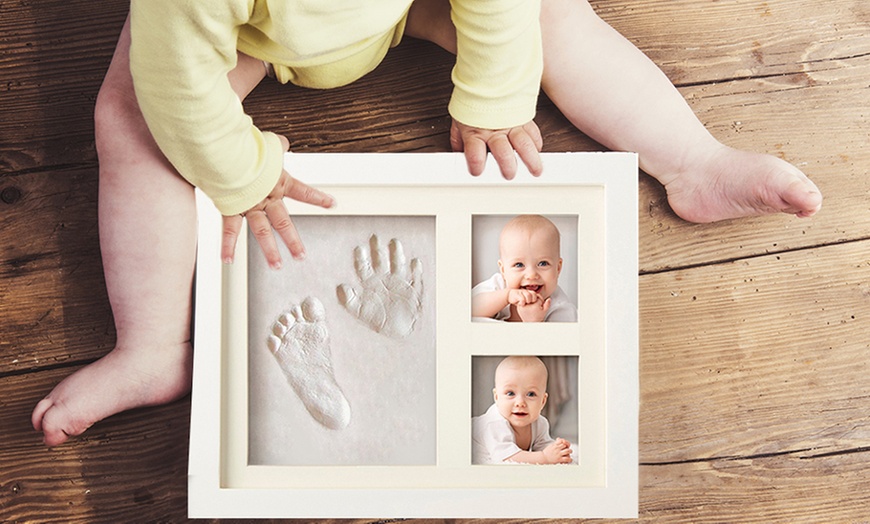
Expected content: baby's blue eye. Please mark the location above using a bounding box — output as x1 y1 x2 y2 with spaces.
527 391 537 397
513 262 524 269
505 391 515 397
538 261 550 267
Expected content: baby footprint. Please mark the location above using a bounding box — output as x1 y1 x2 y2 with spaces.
267 296 351 430
337 234 424 339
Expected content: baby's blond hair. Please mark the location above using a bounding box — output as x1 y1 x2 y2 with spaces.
499 215 560 259
495 355 549 390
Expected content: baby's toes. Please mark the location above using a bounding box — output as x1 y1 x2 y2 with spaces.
31 397 53 431
301 296 326 322
268 312 295 353
266 334 282 354
290 304 305 323
40 402 84 447
274 312 295 335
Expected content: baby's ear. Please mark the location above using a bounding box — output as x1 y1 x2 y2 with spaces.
542 391 549 407
558 258 563 274
492 388 498 401
498 259 505 275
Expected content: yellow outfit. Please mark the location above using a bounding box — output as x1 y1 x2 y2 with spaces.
130 0 542 215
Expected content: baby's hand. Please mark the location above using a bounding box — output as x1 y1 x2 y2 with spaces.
450 119 543 180
222 136 335 269
516 296 551 323
542 438 573 464
507 289 542 308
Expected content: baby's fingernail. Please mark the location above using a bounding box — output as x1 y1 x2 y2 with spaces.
270 260 282 270
293 251 306 261
223 257 234 265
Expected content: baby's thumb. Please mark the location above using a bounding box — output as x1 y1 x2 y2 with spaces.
449 120 465 152
542 297 551 312
278 134 290 152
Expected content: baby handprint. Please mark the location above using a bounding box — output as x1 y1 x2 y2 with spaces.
337 234 423 339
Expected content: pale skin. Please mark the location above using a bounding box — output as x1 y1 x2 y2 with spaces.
492 357 572 464
33 0 822 446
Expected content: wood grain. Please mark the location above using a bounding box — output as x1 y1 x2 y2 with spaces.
0 0 127 173
0 168 113 375
641 240 870 462
2 0 869 521
0 368 189 523
640 450 870 523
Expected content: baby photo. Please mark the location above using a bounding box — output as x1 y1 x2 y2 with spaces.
471 214 578 322
471 355 579 465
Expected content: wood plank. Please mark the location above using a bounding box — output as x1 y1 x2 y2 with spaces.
639 450 870 522
640 240 870 462
0 367 189 523
593 0 870 85
0 0 128 172
0 167 114 375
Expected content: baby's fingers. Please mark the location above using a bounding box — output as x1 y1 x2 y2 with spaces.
452 120 488 176
488 133 518 180
247 210 283 270
517 290 538 306
282 172 335 209
462 136 488 177
265 199 305 262
509 123 543 176
221 215 244 264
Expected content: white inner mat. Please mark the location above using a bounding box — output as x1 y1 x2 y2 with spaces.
247 215 437 466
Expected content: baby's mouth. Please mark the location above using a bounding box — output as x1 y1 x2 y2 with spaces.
522 284 542 293
512 411 529 417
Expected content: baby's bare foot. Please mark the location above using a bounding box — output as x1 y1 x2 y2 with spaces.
662 145 822 223
31 343 193 447
267 297 351 430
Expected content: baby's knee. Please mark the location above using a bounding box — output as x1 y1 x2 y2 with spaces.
94 83 135 139
93 80 156 168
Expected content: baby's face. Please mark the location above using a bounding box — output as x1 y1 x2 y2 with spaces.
493 365 548 429
498 227 562 300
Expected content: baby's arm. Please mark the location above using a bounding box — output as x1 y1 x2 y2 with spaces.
448 0 543 180
506 438 573 464
130 1 333 268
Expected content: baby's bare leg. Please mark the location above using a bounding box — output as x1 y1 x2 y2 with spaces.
539 0 821 222
408 0 822 222
31 16 266 446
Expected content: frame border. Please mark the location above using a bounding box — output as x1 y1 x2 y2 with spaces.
189 152 638 518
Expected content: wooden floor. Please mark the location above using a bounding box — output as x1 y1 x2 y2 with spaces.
2 0 869 521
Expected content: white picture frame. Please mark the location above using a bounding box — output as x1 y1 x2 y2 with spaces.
188 152 639 519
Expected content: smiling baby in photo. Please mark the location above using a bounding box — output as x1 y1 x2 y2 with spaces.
472 215 577 322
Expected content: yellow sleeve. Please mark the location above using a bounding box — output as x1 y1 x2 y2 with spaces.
448 0 543 130
129 0 283 216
